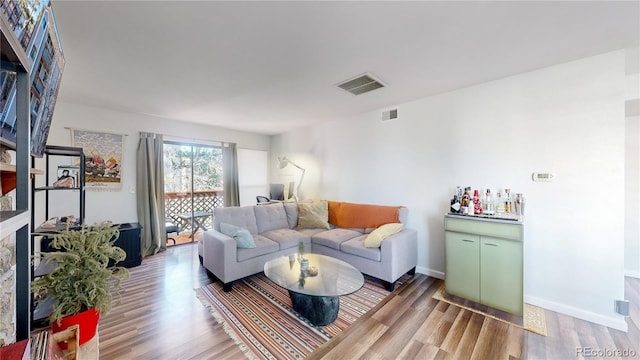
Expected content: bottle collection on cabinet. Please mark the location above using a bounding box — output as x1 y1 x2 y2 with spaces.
450 186 525 220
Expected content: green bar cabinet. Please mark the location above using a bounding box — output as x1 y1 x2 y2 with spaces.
444 214 523 316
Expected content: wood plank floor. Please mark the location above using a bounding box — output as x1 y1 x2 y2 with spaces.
167 230 203 246
98 243 639 359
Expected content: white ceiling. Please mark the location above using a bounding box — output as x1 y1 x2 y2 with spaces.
51 1 639 135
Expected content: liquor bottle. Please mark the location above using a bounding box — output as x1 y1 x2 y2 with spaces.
450 186 462 213
484 189 494 214
467 187 475 215
461 187 471 214
504 188 512 213
473 189 483 214
450 194 461 213
515 193 525 216
495 191 505 214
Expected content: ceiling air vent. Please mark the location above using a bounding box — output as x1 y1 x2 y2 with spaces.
382 108 398 121
337 73 385 95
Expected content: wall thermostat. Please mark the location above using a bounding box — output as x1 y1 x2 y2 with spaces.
532 172 555 182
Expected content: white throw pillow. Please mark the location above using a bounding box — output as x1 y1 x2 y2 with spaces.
364 223 403 248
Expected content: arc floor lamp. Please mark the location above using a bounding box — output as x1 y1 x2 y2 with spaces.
278 156 305 200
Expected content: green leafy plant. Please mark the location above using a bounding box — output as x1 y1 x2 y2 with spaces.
31 223 130 324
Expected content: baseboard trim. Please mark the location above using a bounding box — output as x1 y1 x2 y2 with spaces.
525 295 628 332
416 266 444 280
624 269 640 279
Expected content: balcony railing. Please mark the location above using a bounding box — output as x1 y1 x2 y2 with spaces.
164 190 223 232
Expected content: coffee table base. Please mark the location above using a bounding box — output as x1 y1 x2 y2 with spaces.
289 291 340 326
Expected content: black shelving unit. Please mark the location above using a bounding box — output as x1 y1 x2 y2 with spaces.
31 145 85 232
30 145 85 325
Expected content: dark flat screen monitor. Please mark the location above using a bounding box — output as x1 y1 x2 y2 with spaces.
269 184 284 201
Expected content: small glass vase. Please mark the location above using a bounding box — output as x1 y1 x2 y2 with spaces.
300 259 309 271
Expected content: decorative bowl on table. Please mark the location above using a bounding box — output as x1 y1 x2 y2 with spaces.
308 266 318 277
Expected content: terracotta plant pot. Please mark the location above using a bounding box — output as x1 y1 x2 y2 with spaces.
52 308 100 345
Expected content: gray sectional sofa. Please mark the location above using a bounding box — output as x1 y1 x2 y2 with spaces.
198 201 417 291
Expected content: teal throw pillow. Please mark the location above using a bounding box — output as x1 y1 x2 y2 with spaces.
220 222 255 249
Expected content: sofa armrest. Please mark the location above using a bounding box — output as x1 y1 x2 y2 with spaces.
380 228 417 281
202 229 237 281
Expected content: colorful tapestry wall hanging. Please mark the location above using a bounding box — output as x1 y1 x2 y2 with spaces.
70 129 124 191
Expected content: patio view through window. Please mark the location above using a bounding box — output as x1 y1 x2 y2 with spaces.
163 142 223 245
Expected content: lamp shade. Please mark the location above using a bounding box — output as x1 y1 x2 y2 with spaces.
278 156 289 169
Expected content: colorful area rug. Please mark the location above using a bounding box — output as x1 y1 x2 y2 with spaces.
432 285 548 336
195 273 401 359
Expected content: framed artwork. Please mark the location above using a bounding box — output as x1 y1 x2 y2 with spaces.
70 129 124 191
55 165 79 188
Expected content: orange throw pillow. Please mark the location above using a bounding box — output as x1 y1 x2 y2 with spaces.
328 201 401 228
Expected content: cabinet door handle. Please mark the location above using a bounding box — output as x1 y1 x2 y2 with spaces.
462 239 475 243
484 243 499 247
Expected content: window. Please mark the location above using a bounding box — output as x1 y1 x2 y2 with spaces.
237 149 268 207
163 142 223 245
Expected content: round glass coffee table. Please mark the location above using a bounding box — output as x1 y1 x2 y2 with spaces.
264 253 364 326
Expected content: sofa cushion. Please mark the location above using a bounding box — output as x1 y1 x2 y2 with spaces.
311 228 362 250
220 222 255 248
283 202 298 229
341 235 382 261
261 228 309 250
214 206 259 234
297 200 330 229
254 203 289 233
296 228 327 237
328 201 401 228
341 227 367 234
364 223 404 248
237 235 279 262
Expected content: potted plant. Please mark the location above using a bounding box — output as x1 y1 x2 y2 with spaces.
31 222 130 344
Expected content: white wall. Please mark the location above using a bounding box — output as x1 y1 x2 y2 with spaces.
626 114 640 278
624 47 640 278
272 50 628 330
37 102 270 225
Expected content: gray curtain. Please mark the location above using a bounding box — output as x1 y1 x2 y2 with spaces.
222 142 240 207
137 132 166 256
